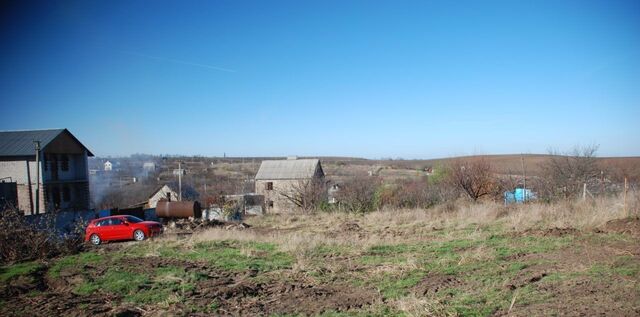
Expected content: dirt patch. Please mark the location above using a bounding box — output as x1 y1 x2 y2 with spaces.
498 277 640 316
506 269 548 290
193 278 379 316
340 221 362 232
118 256 208 273
413 273 461 296
1 291 123 317
0 267 47 298
1 255 379 316
602 217 640 237
514 227 579 237
326 221 367 239
0 263 124 317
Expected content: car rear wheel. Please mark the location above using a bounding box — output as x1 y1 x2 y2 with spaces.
133 229 145 241
90 234 101 245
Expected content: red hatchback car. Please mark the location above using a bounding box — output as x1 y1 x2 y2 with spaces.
85 215 162 245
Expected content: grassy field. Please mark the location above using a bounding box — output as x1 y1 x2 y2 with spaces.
1 198 639 316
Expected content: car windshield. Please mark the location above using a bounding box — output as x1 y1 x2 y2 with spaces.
125 216 144 223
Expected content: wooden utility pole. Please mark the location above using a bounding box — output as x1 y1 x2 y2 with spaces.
178 162 182 202
600 170 605 198
33 141 41 215
624 177 628 217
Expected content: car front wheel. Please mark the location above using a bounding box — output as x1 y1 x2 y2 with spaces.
90 234 101 245
133 229 146 241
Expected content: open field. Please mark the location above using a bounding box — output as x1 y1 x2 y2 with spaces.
1 198 639 316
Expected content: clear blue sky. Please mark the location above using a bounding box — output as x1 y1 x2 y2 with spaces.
1 0 638 158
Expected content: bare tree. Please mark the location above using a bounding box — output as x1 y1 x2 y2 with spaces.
539 145 600 199
335 176 380 213
447 157 496 202
278 178 327 212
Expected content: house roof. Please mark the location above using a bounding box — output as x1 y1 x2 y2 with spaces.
255 159 323 180
0 129 94 157
147 184 177 199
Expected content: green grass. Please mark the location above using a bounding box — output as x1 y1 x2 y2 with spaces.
5 216 633 316
0 261 43 282
122 240 293 272
74 265 203 305
49 252 103 278
373 270 427 299
181 241 293 272
589 256 640 278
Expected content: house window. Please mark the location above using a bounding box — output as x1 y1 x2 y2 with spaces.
62 186 70 202
265 182 273 190
61 155 69 171
51 157 58 172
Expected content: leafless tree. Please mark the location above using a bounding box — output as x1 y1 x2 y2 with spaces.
447 157 496 202
539 145 600 199
335 176 381 212
278 178 327 212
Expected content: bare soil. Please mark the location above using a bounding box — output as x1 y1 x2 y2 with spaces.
0 255 379 317
413 273 461 296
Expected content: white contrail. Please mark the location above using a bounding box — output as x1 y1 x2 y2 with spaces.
123 51 237 73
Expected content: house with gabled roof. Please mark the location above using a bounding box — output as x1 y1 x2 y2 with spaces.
146 184 179 208
0 129 94 214
255 158 324 212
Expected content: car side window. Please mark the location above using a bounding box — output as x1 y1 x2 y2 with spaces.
96 220 108 227
111 218 123 225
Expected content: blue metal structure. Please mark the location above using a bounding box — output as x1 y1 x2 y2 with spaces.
504 188 535 204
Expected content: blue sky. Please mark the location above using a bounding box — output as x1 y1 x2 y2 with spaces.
1 0 638 158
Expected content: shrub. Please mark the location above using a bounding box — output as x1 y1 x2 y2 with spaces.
336 176 381 213
0 206 83 265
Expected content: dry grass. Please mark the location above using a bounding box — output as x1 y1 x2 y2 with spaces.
393 295 458 317
187 195 635 258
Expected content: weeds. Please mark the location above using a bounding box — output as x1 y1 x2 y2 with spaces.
0 207 84 264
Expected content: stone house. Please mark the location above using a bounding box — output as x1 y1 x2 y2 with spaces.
0 129 93 214
146 184 179 208
255 158 324 212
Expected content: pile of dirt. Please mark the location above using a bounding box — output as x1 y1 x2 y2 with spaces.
601 217 640 237
413 273 461 296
